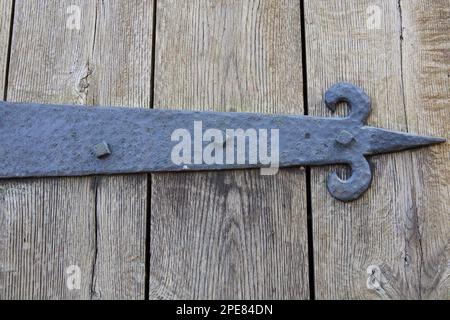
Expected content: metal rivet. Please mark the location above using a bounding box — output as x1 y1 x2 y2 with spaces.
336 130 354 146
93 141 111 158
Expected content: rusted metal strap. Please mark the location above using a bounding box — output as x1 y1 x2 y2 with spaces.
0 83 444 201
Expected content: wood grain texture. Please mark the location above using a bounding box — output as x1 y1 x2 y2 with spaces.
305 0 449 299
84 0 152 300
0 0 97 300
0 0 12 98
400 0 450 299
150 0 309 299
0 0 152 299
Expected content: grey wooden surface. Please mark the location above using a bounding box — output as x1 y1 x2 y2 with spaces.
0 0 448 300
305 0 449 299
0 0 148 299
149 0 309 299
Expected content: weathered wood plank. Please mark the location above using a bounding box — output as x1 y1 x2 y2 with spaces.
0 0 97 300
0 0 12 98
400 0 450 299
305 0 449 299
0 0 151 299
150 0 309 299
84 0 152 300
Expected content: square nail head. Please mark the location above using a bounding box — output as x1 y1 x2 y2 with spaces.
93 141 111 158
336 130 354 146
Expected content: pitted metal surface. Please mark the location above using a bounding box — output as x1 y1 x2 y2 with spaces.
0 83 445 201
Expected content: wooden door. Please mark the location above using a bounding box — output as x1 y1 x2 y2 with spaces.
0 0 448 299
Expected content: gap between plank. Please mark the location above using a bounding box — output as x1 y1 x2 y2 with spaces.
145 0 158 300
3 0 15 101
300 0 315 300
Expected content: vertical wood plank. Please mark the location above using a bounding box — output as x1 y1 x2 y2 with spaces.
305 0 449 299
85 0 152 300
0 0 97 300
0 0 152 299
400 0 449 299
150 0 309 299
0 0 12 98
